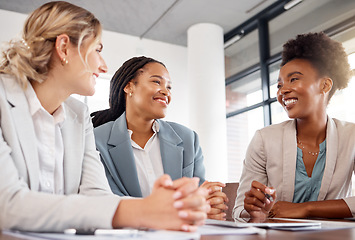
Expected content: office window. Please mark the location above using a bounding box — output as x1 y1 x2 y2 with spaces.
72 74 112 113
225 30 259 78
271 101 289 125
268 60 281 99
327 74 355 123
226 70 262 114
226 107 264 182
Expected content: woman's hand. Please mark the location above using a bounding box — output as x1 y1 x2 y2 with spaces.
244 180 276 220
200 181 228 220
113 175 210 232
269 199 352 219
269 201 307 218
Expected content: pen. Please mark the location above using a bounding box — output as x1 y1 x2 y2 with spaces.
265 193 274 202
64 228 139 236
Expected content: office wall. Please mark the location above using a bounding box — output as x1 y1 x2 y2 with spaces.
0 9 190 127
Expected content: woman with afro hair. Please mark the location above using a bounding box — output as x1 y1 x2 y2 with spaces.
233 32 355 220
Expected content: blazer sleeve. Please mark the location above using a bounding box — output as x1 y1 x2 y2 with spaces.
100 154 126 197
336 120 355 216
0 100 121 232
233 130 268 219
192 131 206 185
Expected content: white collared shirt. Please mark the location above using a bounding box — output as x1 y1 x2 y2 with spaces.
128 121 164 197
24 84 65 194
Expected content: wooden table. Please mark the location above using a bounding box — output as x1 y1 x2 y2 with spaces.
2 226 355 240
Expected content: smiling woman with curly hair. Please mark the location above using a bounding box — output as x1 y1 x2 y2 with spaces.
281 32 351 101
234 32 355 220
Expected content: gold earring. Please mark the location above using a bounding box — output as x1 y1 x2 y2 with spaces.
61 58 68 66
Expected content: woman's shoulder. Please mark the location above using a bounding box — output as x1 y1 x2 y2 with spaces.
332 117 355 127
64 96 88 112
258 119 295 134
331 117 355 134
161 120 194 134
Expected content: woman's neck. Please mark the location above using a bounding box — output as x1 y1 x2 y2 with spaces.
31 77 69 115
296 113 328 147
126 112 154 135
125 111 155 149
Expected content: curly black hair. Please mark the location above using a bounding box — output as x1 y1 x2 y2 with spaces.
281 32 352 100
91 56 165 127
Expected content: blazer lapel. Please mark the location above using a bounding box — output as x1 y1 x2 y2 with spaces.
108 114 142 197
61 105 82 194
4 78 39 190
318 116 337 200
158 120 183 180
281 120 298 202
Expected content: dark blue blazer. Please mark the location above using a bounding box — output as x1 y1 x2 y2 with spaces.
94 112 205 197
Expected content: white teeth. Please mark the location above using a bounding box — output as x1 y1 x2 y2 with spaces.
283 99 297 106
156 99 167 104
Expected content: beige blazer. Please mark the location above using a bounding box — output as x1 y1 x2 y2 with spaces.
0 74 121 232
233 117 355 218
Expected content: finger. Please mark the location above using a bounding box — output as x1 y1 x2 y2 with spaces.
208 207 224 214
244 192 266 209
174 195 207 210
207 212 227 220
178 209 207 223
152 174 173 190
266 187 276 201
207 191 228 202
181 224 199 232
244 202 262 212
200 180 209 188
251 181 276 203
210 203 228 211
251 180 268 193
207 196 225 206
201 181 226 189
172 177 200 199
249 187 270 204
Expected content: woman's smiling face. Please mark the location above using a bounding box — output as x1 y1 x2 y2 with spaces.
277 58 325 120
125 62 172 120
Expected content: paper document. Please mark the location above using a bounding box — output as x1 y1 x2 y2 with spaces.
205 218 321 230
2 229 200 240
198 224 265 235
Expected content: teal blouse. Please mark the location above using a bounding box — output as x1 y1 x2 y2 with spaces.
292 140 326 203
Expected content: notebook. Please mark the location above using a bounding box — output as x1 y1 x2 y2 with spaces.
205 218 321 230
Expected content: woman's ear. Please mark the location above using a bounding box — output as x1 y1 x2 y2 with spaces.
55 34 70 60
321 77 333 94
123 82 133 94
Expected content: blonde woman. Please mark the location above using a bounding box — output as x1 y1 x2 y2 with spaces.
0 1 208 232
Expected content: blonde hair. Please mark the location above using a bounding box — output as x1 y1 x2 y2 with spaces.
0 1 102 88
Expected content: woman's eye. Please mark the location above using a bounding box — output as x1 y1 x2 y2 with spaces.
277 84 282 89
167 86 172 90
290 77 298 82
153 80 160 84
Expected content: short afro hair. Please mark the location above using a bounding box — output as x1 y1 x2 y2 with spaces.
281 32 352 100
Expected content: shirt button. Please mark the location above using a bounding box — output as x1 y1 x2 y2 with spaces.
46 181 51 188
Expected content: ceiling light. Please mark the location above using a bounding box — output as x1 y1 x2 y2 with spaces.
224 30 244 49
284 0 303 10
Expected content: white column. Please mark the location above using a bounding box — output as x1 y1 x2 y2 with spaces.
187 23 228 182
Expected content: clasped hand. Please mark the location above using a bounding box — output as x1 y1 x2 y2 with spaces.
147 175 210 231
200 181 229 220
244 180 276 220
